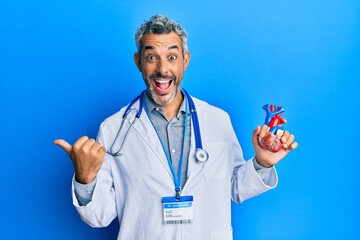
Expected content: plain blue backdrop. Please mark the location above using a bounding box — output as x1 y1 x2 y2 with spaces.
1 0 359 239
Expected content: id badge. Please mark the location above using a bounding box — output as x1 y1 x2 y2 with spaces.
162 196 194 224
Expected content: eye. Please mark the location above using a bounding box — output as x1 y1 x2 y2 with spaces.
169 55 177 60
147 55 156 61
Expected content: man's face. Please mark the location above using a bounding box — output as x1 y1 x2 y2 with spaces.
134 32 190 106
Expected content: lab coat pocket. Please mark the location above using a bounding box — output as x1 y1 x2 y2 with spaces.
203 142 231 181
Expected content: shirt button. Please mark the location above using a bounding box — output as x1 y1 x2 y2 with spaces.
172 149 176 153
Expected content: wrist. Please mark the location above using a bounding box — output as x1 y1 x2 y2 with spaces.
254 156 273 168
75 173 96 184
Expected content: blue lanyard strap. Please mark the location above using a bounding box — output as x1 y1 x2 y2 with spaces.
144 91 189 199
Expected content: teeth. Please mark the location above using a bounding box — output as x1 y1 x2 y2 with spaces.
154 79 171 83
153 79 172 90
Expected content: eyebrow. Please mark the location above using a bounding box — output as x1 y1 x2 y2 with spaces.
168 45 179 50
143 45 179 51
144 46 154 51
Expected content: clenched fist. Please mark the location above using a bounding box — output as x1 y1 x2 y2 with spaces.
54 136 106 184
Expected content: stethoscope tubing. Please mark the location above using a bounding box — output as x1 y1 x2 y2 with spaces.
182 89 203 150
107 89 209 164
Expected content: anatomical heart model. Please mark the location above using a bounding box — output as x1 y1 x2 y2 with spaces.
260 104 286 152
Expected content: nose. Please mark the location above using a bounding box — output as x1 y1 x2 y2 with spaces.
156 58 169 75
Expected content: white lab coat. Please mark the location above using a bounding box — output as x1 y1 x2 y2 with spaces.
72 96 278 240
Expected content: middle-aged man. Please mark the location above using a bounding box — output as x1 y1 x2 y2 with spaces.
55 15 298 240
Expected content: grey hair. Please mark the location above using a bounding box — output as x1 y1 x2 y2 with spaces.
135 15 188 56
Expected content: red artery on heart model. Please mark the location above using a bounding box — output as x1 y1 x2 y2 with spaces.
260 104 286 152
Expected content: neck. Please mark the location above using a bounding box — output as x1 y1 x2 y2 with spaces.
156 89 184 121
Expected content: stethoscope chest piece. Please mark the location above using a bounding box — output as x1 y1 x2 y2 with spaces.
195 148 209 163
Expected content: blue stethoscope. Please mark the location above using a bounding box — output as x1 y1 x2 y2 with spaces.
107 89 209 164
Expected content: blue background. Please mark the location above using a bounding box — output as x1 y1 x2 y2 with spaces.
1 0 359 239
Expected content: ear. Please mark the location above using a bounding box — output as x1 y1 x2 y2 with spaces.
134 52 142 72
183 51 191 71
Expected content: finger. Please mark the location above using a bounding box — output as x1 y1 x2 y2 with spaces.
283 134 295 148
252 126 261 146
259 125 270 138
99 146 107 154
81 138 97 152
280 118 287 124
73 136 90 151
276 129 284 138
91 141 103 151
288 141 298 150
281 130 290 144
54 139 72 155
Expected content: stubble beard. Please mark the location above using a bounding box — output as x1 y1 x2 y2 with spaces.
146 79 180 107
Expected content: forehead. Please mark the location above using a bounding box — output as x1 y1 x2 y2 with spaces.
141 32 182 51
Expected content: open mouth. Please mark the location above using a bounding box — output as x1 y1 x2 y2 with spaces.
152 78 174 93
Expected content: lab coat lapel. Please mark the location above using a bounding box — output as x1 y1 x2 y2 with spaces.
129 109 174 179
